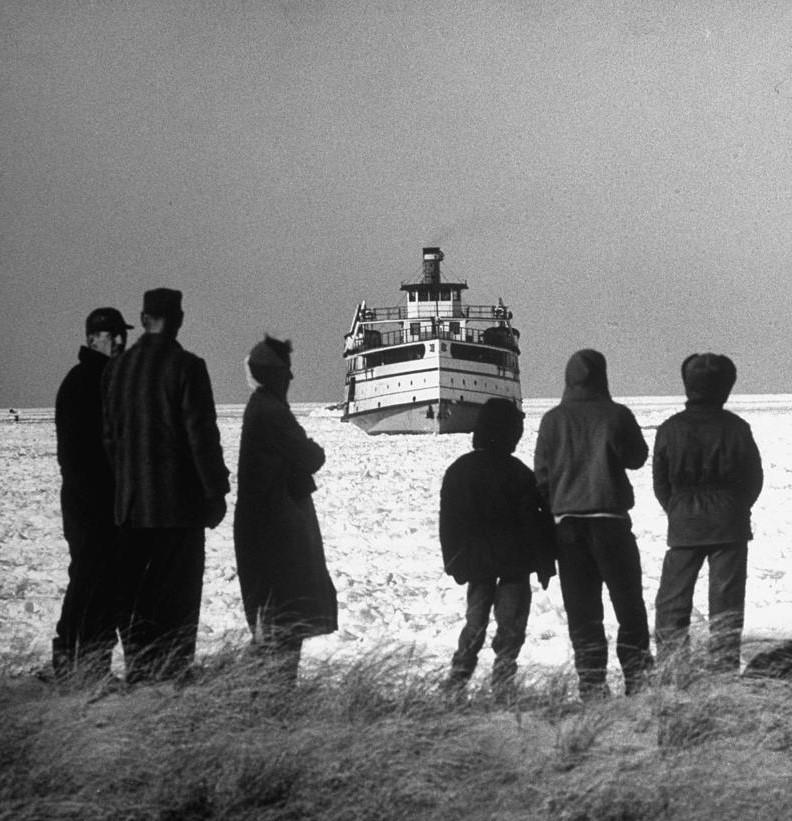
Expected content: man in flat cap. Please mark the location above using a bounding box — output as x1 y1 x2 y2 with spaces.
51 307 133 682
102 288 230 684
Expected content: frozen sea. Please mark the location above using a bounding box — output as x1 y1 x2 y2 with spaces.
1 395 791 679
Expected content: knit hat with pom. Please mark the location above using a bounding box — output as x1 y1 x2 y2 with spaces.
248 335 292 383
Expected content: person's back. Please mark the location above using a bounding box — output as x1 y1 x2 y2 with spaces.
441 448 553 584
101 288 229 683
104 331 227 528
653 353 762 673
440 398 555 704
654 380 762 547
535 349 647 516
534 349 651 700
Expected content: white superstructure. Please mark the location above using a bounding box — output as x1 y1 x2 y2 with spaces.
341 247 522 434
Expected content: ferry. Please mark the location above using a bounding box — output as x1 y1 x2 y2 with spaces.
341 247 522 434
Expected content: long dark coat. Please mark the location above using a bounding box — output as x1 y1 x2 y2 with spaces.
233 388 337 639
102 333 229 528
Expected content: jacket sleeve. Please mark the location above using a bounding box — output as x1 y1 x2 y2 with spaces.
652 424 671 511
533 418 551 507
525 471 557 581
616 406 649 470
101 361 116 469
439 465 468 583
268 406 326 476
182 357 230 501
56 372 89 490
739 424 763 509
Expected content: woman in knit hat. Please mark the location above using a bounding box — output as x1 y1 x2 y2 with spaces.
233 335 337 681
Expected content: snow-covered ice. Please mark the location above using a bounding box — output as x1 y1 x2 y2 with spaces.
1 396 791 677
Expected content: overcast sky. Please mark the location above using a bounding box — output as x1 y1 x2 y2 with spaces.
2 0 792 407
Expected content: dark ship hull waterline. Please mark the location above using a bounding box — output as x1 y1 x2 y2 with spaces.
341 247 522 434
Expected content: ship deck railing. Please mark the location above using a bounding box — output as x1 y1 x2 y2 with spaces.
345 326 519 355
356 304 513 322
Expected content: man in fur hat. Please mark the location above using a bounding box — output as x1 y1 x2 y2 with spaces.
51 307 133 682
653 353 763 674
102 288 229 683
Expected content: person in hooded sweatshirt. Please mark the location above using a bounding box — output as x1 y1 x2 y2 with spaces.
653 353 763 674
534 350 652 700
234 335 338 683
440 398 556 704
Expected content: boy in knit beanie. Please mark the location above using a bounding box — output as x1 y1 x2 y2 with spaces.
653 353 763 675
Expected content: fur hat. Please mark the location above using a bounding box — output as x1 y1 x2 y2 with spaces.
682 353 736 406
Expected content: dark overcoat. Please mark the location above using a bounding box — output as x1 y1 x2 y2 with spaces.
56 346 115 539
440 449 556 584
233 388 337 638
102 333 229 528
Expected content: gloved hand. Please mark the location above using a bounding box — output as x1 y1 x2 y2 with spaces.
204 496 227 529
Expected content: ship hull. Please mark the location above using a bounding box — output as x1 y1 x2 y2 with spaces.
342 398 483 435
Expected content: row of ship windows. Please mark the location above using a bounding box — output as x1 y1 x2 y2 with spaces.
347 342 518 373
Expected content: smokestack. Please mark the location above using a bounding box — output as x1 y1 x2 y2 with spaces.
422 247 443 284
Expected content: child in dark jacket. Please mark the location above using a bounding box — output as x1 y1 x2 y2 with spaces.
653 353 763 673
440 398 556 703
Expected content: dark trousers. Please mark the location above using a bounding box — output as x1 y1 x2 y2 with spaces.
54 521 119 678
654 542 747 672
117 526 205 683
556 517 652 696
450 577 532 690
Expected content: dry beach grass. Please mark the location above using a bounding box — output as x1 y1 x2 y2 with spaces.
2 644 792 821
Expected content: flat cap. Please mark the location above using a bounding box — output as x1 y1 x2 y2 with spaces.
143 288 183 317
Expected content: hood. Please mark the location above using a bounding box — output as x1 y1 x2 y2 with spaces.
472 398 524 455
562 349 611 401
682 353 736 407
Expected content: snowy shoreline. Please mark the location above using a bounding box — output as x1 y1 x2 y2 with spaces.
2 396 791 679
